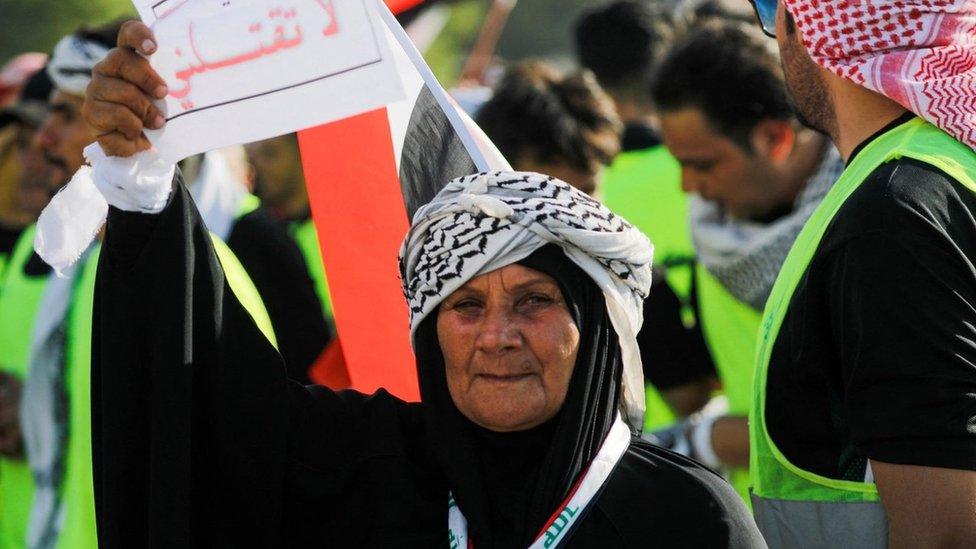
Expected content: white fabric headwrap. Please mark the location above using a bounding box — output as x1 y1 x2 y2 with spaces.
46 35 110 96
34 144 175 276
399 171 654 428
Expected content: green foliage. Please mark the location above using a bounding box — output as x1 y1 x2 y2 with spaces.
0 0 137 62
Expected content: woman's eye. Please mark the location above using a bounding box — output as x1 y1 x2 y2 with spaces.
518 294 554 312
453 300 483 314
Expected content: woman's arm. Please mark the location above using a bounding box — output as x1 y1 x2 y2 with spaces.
93 175 293 545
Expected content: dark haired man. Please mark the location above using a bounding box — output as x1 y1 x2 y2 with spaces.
746 0 976 546
574 1 711 431
475 60 621 196
649 20 844 503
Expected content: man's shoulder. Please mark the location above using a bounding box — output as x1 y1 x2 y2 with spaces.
825 156 976 250
227 207 301 255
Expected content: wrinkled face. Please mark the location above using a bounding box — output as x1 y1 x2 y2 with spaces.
660 107 776 219
437 264 580 432
35 91 92 184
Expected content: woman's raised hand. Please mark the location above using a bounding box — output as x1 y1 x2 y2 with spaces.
83 20 169 157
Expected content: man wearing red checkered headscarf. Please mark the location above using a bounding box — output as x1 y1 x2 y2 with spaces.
747 2 976 547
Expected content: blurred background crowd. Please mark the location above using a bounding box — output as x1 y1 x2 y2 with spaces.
0 0 866 546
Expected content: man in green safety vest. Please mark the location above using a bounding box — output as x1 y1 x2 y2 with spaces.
574 2 713 431
0 25 278 549
746 0 976 546
0 24 126 548
646 20 843 504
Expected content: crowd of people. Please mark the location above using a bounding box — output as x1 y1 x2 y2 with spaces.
0 0 974 547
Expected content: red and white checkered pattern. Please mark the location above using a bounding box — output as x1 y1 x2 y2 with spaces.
784 0 976 149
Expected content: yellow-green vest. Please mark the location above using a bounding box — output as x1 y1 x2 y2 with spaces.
696 265 760 504
601 145 694 430
750 118 976 547
289 218 334 323
0 254 8 290
0 226 275 548
0 226 46 548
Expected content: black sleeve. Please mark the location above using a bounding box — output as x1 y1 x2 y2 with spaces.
638 269 717 390
227 210 330 384
92 176 427 547
824 162 976 471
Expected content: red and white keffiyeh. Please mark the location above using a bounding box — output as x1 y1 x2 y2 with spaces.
783 0 976 149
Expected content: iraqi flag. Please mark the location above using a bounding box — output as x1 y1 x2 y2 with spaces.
298 2 510 401
386 0 425 13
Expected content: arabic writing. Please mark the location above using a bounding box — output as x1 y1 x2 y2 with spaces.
158 0 340 110
543 506 579 548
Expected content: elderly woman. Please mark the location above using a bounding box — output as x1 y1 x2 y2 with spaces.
81 23 762 549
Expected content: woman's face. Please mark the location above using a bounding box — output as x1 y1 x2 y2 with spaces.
437 264 580 432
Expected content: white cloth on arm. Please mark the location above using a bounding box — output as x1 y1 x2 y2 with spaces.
34 143 175 275
399 171 654 428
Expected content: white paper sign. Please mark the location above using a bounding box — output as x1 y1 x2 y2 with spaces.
132 0 404 162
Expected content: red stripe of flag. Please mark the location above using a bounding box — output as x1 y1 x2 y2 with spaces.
298 109 420 401
385 0 426 14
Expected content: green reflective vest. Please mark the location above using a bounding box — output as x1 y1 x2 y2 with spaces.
750 118 976 547
289 218 334 323
58 246 100 548
696 265 760 504
0 226 46 549
0 226 274 548
602 145 693 431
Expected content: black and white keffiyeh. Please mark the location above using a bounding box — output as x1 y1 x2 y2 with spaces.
46 35 110 97
399 171 654 427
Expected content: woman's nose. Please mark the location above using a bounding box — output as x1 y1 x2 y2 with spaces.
476 308 521 354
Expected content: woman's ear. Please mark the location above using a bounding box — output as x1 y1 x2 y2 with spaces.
750 119 795 164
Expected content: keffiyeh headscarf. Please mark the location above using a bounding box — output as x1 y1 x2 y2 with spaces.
399 171 653 428
46 35 110 97
783 0 976 149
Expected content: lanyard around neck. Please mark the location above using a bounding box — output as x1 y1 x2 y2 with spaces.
448 413 631 549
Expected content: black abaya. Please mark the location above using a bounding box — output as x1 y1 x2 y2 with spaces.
91 176 764 548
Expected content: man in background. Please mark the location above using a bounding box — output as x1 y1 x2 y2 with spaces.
246 133 335 337
747 1 976 545
0 62 51 282
649 20 843 503
0 24 124 548
182 138 331 384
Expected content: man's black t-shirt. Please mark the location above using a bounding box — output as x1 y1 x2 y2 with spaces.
767 114 976 480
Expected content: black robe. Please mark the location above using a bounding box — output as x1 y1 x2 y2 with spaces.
91 179 764 548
